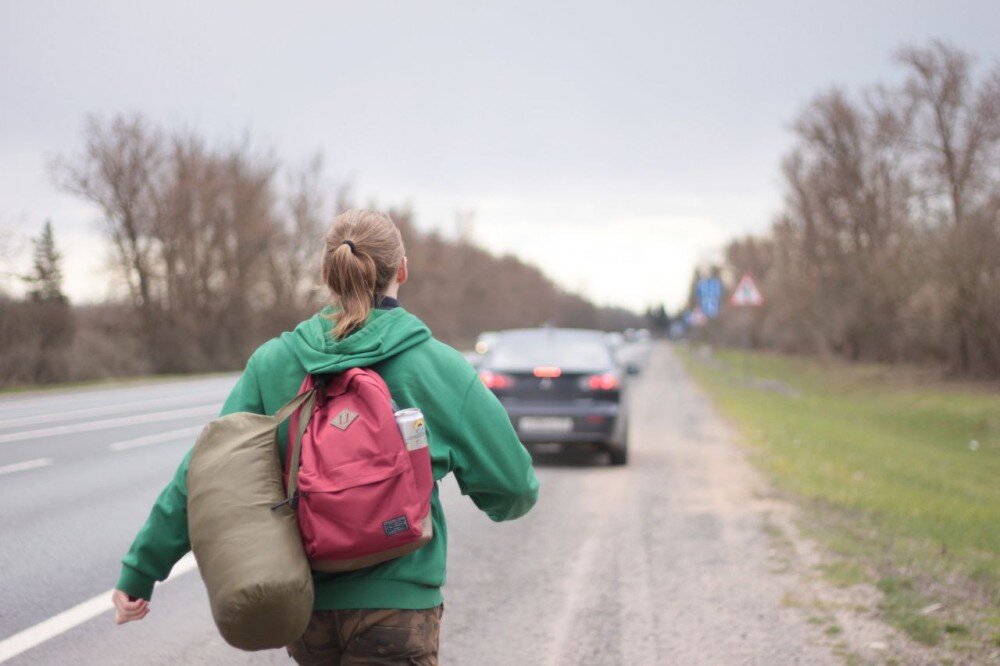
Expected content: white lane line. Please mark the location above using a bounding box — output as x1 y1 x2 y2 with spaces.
0 458 54 475
0 389 225 430
0 553 199 663
0 405 221 444
109 426 204 451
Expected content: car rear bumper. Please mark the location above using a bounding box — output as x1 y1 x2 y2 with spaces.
500 399 623 444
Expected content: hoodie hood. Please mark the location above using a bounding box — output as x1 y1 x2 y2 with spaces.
278 305 432 374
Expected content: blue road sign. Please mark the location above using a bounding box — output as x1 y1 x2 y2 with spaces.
696 277 723 318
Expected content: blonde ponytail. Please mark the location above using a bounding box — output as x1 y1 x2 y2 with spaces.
321 210 405 339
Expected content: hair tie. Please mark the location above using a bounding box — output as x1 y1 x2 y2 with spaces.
342 240 356 253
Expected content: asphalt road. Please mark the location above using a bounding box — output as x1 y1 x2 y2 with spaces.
0 344 838 665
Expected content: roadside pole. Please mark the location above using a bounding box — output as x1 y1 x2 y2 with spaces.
743 314 751 384
729 273 764 384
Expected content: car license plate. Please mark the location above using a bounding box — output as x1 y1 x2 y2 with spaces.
519 416 572 433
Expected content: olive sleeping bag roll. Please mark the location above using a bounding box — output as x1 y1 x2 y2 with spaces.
187 390 315 651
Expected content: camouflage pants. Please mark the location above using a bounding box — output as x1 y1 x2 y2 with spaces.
286 606 443 665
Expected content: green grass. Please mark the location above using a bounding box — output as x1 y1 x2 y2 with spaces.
679 346 1000 652
877 576 943 645
817 560 870 588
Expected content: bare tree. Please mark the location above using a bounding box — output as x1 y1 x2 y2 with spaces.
50 113 643 376
52 115 290 371
898 40 1000 373
0 225 26 293
51 115 164 349
701 41 1000 376
267 153 331 316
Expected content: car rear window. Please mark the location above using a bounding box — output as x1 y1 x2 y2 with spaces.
488 335 614 372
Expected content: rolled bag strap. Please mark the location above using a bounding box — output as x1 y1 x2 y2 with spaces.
274 388 314 423
278 388 316 502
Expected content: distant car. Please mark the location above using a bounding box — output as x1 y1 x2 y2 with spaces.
478 328 634 465
605 331 625 352
474 331 499 355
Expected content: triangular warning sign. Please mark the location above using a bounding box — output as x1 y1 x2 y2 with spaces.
730 273 764 307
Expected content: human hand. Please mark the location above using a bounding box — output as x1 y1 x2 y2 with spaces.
111 589 149 625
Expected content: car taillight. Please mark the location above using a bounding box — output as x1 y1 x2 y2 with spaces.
479 370 515 389
585 373 619 390
533 366 562 378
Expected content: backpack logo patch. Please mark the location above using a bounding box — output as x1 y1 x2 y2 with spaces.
382 515 409 537
331 409 359 430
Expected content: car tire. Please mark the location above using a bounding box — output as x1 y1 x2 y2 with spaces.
607 442 628 466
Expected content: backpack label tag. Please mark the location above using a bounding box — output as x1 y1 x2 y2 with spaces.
331 409 359 430
382 515 409 537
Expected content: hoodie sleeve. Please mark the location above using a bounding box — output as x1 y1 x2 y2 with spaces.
445 374 540 522
115 356 265 600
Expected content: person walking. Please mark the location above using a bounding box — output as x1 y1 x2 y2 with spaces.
111 209 540 665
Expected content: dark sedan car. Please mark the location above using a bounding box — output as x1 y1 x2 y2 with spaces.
478 328 633 465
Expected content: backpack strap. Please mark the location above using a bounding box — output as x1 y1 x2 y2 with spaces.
276 388 317 503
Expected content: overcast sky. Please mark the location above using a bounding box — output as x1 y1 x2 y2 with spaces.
2 1 999 312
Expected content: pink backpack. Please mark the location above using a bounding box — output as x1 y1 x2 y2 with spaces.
276 368 433 571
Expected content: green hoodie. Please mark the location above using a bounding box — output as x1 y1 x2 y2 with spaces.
116 306 540 610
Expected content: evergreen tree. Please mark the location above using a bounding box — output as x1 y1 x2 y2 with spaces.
645 303 670 334
685 268 703 312
20 221 74 382
24 221 67 303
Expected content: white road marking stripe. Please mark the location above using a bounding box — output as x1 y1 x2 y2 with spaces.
0 458 54 475
0 389 225 430
0 553 199 663
109 426 205 451
0 405 221 444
